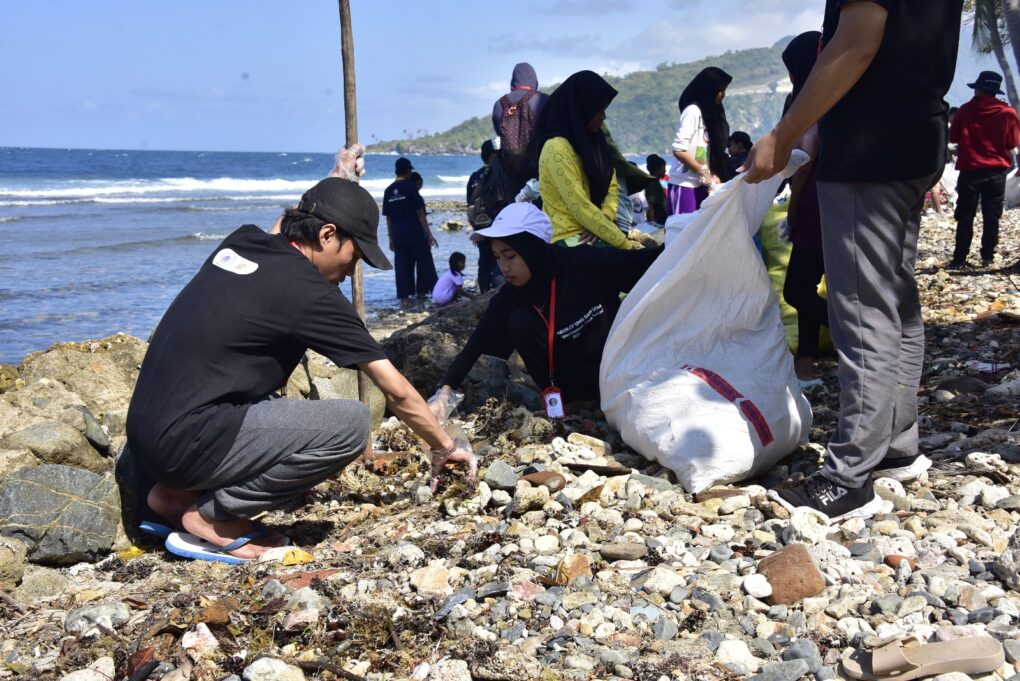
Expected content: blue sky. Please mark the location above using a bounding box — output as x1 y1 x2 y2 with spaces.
0 0 1000 153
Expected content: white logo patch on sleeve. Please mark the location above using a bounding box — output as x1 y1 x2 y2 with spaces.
212 248 259 275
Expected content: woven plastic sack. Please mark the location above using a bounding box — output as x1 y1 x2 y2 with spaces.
600 152 812 492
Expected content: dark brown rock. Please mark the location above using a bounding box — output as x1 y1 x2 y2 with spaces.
756 543 825 605
884 554 917 570
520 471 566 493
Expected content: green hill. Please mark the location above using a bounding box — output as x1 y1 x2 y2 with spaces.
367 42 793 156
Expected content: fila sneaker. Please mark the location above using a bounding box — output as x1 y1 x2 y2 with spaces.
768 473 883 522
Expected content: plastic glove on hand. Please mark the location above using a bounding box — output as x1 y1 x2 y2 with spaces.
429 437 477 493
330 144 367 181
426 387 464 426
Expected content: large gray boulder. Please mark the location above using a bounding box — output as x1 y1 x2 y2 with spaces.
1 378 108 447
0 420 109 473
0 464 120 565
18 334 147 435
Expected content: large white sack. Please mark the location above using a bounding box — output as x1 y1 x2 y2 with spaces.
1005 168 1020 208
600 152 812 493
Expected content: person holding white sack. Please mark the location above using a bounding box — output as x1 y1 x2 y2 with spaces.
742 0 962 521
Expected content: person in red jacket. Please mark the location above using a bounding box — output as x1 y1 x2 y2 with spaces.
949 71 1020 268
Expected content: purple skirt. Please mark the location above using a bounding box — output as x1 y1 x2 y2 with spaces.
666 184 709 216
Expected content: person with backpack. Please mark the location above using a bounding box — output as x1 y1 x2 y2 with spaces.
466 140 503 292
493 63 550 196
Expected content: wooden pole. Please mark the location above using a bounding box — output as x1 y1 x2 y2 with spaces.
338 0 371 406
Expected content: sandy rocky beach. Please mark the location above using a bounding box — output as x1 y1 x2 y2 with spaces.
1 207 1019 681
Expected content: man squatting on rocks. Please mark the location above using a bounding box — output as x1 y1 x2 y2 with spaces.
744 0 962 520
126 157 476 561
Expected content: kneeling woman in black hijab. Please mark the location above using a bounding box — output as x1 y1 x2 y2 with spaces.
439 203 662 416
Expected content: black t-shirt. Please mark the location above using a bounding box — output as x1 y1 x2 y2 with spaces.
817 0 962 182
441 244 663 398
126 225 387 487
382 179 426 245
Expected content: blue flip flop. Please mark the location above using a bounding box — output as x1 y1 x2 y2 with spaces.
138 520 173 539
164 528 270 565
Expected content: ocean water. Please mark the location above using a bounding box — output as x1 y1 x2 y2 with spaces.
0 147 483 364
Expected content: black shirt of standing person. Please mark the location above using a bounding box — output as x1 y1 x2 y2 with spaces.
382 179 426 245
817 0 963 183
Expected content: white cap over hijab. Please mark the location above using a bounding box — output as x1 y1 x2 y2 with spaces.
470 203 552 243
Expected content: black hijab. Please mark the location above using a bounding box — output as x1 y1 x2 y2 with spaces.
536 70 618 206
494 232 554 307
782 31 822 112
678 67 733 181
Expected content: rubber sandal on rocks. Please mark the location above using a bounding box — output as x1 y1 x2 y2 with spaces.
164 525 290 565
841 635 1004 681
138 520 173 539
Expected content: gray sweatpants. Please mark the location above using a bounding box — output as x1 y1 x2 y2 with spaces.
816 175 932 488
194 397 370 521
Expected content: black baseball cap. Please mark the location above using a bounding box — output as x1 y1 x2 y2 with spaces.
297 178 392 270
395 157 414 175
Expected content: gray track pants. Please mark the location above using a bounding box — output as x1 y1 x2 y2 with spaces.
816 175 932 488
194 397 370 521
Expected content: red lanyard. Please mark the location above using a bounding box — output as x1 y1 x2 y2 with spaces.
532 278 557 386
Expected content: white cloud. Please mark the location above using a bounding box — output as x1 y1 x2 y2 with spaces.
621 3 824 67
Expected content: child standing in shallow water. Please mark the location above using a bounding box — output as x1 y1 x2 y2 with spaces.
432 252 477 306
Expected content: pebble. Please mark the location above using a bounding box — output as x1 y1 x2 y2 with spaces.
429 658 472 681
743 574 773 599
1004 640 1020 664
751 659 811 681
285 587 329 612
637 567 685 595
716 639 762 673
62 657 116 681
653 617 679 640
483 461 519 491
786 507 830 544
261 579 286 600
783 639 822 673
600 542 648 561
409 564 452 598
534 535 559 555
242 658 306 681
64 602 131 634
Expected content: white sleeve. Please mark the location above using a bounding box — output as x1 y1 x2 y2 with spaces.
671 105 700 153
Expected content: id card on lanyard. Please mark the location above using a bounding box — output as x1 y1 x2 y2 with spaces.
533 278 565 419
